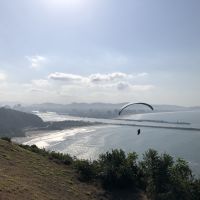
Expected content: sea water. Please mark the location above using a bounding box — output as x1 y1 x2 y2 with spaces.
14 110 200 175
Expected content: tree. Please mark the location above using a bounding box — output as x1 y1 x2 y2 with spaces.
98 149 139 189
140 149 174 199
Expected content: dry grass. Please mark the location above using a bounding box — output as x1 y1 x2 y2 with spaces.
0 139 147 200
0 139 108 200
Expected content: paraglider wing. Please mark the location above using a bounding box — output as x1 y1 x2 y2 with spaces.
119 102 154 115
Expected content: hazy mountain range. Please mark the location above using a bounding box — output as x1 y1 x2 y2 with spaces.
1 102 199 119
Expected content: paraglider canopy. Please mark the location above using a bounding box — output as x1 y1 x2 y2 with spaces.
119 102 154 115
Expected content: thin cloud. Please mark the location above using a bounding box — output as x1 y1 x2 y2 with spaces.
48 72 84 82
117 82 154 91
26 55 47 69
0 73 6 81
48 72 142 84
131 84 155 91
0 73 155 104
136 73 148 77
89 72 127 83
47 72 155 98
117 82 130 90
30 88 47 93
31 79 50 87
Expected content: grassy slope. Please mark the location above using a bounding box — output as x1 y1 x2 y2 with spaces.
0 139 147 200
0 139 107 200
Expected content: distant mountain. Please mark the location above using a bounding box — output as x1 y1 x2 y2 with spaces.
14 102 192 119
189 106 200 110
152 104 188 111
0 107 44 137
14 102 125 118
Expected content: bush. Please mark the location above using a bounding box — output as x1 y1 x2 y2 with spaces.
1 137 11 142
169 158 193 200
17 143 200 198
139 149 200 200
190 179 200 200
140 149 174 199
74 159 97 181
98 149 139 189
49 151 73 165
30 144 41 153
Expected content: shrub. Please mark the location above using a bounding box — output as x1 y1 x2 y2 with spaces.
169 158 193 200
16 143 200 198
139 149 200 200
30 144 41 153
190 179 200 200
1 137 11 142
74 159 97 181
140 149 175 199
49 151 73 165
98 149 139 189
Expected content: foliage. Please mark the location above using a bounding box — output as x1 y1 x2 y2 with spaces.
19 144 73 165
1 137 11 142
98 149 139 189
49 151 73 165
74 160 98 181
17 143 200 198
0 107 44 137
139 149 199 200
190 179 200 200
139 149 174 199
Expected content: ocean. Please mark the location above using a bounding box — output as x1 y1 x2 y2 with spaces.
13 110 200 175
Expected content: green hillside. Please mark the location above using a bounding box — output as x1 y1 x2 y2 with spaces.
1 137 200 200
0 139 106 200
0 139 147 200
0 108 44 137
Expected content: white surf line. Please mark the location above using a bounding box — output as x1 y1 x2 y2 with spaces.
23 127 96 148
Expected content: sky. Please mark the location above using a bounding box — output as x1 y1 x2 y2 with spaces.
0 0 200 106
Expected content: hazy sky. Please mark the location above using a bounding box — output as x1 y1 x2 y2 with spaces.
0 0 200 106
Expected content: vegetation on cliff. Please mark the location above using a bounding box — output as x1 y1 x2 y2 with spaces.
4 138 199 200
0 107 44 137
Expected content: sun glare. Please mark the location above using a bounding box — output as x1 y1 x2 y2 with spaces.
40 0 93 15
48 0 84 9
